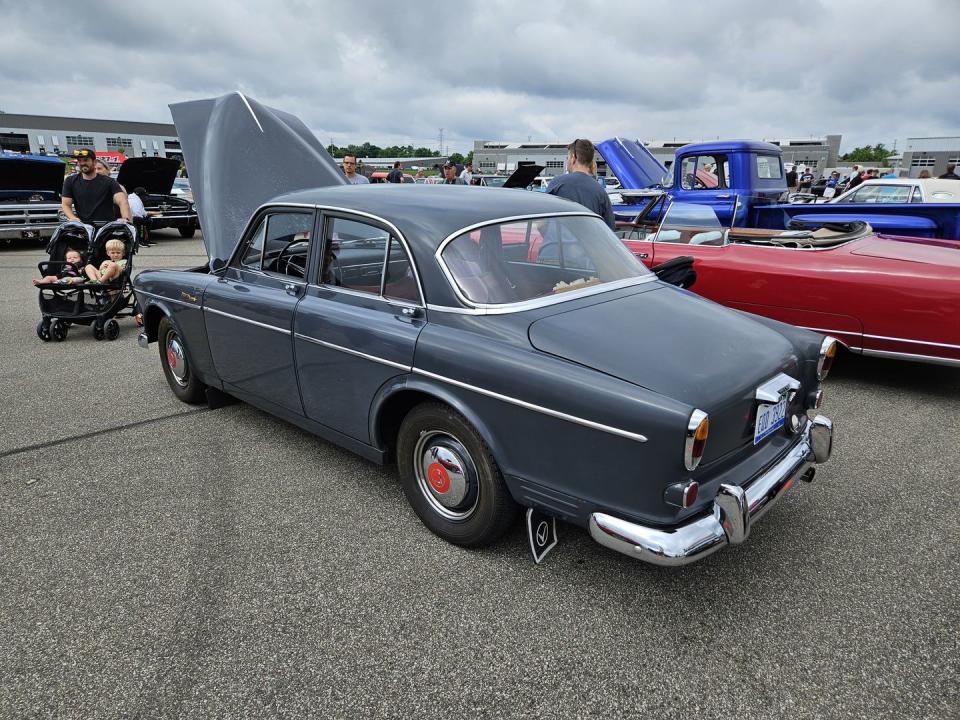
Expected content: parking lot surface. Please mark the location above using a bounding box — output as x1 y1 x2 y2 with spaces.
1 231 958 719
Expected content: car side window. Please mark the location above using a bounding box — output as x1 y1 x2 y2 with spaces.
680 155 724 190
239 217 267 269
383 237 420 303
875 185 911 203
262 212 313 279
850 186 879 204
322 217 389 294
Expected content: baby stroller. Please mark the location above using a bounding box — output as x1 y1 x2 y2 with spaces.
36 220 139 342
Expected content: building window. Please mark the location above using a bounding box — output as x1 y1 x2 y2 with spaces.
478 161 496 170
65 135 95 150
106 137 134 151
911 157 935 167
948 156 960 164
545 160 565 168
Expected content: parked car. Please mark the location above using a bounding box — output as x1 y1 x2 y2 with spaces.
117 157 198 238
827 178 959 205
170 177 193 202
619 195 960 367
0 153 65 245
134 93 835 566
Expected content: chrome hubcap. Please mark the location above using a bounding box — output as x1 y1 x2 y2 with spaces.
166 333 188 387
414 431 479 520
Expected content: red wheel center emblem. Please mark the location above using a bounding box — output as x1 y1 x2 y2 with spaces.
427 463 450 494
167 349 178 369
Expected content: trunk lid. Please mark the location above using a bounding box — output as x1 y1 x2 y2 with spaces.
528 286 802 461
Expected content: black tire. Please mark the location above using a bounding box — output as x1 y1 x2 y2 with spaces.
396 403 518 547
36 320 50 342
158 317 205 403
178 221 197 239
104 319 120 341
50 319 67 342
92 323 104 341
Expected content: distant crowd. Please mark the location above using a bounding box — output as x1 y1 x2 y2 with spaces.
786 162 959 197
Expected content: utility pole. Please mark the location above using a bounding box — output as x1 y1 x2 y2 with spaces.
438 128 444 154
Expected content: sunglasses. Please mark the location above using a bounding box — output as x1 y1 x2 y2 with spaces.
72 150 93 157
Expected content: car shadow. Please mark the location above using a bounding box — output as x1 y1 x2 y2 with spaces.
828 349 960 395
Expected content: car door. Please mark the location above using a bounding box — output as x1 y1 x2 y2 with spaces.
203 208 316 415
671 154 737 224
294 212 425 443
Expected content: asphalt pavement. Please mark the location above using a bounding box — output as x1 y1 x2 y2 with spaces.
1 231 958 719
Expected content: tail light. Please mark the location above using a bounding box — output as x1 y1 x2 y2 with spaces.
684 409 709 471
664 480 699 508
818 337 838 380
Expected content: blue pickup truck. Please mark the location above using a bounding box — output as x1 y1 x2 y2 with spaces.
599 138 960 240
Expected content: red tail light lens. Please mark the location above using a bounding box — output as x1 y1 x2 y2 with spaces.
684 410 710 471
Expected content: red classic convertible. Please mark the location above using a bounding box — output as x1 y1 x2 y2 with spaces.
619 196 960 367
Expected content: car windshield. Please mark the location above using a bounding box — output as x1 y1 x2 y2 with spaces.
441 215 650 306
482 176 508 187
652 201 725 246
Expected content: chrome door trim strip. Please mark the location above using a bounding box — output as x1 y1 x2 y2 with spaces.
860 348 960 368
412 368 648 443
203 306 291 335
294 333 412 371
863 333 960 350
135 290 197 309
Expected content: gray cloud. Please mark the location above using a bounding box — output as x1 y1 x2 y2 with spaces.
0 0 957 152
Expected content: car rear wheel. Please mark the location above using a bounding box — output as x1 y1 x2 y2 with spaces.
396 403 518 547
158 317 205 403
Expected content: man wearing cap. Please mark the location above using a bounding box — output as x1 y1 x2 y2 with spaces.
61 149 131 226
439 161 466 184
546 139 614 229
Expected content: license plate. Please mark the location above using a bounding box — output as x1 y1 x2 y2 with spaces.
21 229 39 239
754 395 787 445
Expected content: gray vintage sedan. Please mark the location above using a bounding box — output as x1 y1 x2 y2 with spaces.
134 94 835 566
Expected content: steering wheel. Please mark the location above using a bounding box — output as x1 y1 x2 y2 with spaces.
275 240 308 278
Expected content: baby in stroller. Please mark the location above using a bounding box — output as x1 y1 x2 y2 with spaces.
33 249 85 285
36 221 138 342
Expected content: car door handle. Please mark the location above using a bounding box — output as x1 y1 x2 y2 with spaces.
400 306 423 318
716 193 731 199
637 252 649 259
284 283 300 296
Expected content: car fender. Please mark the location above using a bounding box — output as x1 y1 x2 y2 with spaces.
368 375 505 462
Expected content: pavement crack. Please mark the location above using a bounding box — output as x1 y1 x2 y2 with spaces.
0 408 210 459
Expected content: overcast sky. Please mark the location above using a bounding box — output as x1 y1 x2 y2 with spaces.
1 0 957 154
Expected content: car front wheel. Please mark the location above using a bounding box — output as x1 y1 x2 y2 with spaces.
396 403 518 547
158 317 205 403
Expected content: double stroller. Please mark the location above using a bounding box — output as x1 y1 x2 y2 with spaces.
36 221 139 342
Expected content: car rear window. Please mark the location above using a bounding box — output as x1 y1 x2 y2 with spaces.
440 215 649 306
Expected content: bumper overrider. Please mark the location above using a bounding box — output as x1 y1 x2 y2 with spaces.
589 415 833 566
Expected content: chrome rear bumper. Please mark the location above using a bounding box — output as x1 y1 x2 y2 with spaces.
589 415 833 566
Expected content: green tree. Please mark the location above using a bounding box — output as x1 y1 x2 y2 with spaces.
448 152 464 165
465 150 474 166
841 143 894 163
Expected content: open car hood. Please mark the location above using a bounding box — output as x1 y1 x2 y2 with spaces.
116 157 180 195
0 155 65 195
170 92 346 267
596 138 668 190
503 164 545 189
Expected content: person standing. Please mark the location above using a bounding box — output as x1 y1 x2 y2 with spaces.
128 186 152 247
785 165 798 191
459 161 474 185
386 161 404 183
545 139 615 229
61 149 131 227
439 161 466 184
798 167 814 192
342 154 369 184
847 165 860 184
938 164 959 180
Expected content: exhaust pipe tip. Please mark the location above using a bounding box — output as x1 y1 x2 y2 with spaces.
800 467 816 483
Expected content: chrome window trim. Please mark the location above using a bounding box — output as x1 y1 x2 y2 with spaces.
294 333 411 371
203 306 291 335
412 367 648 443
434 211 655 312
135 290 196 309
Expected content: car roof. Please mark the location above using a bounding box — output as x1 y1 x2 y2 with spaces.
680 139 781 155
270 184 595 307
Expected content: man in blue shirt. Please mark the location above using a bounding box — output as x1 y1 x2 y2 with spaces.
545 139 614 229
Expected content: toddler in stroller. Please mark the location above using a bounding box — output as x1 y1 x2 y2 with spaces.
33 248 85 285
36 220 139 342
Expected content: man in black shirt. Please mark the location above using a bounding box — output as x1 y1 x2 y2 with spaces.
938 164 960 180
545 139 615 229
61 149 131 227
386 161 404 183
